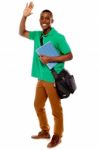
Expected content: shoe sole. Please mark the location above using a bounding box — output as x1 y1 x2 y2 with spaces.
31 136 50 139
47 140 61 148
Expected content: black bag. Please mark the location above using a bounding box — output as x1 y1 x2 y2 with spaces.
51 68 77 99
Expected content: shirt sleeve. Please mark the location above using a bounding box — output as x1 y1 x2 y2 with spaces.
28 31 37 40
58 35 71 54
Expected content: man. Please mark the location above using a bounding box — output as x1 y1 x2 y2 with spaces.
19 2 73 148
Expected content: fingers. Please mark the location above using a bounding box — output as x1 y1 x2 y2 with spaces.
40 55 44 57
25 1 34 9
25 2 28 8
23 1 34 17
29 1 34 9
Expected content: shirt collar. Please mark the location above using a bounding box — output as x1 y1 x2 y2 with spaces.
41 27 55 37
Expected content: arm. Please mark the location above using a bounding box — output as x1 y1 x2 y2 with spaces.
40 52 73 64
19 2 34 38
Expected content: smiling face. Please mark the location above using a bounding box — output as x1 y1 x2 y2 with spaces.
40 10 54 34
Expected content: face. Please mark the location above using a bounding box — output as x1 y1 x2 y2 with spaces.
40 12 53 32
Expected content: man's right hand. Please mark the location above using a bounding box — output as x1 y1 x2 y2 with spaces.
23 2 34 17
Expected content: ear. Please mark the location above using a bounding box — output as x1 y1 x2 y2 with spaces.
51 18 54 23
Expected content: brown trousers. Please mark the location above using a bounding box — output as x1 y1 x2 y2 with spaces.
34 80 63 137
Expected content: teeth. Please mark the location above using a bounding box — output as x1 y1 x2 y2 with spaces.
42 24 47 26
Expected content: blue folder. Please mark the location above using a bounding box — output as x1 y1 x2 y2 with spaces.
36 41 59 69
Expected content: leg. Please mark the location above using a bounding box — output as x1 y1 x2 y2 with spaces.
34 80 50 132
43 81 64 137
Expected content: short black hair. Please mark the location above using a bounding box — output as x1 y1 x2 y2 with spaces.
41 9 53 18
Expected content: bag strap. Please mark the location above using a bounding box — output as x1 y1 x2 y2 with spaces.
40 34 57 77
40 34 43 46
51 68 59 78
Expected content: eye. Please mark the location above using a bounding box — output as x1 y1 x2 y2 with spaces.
40 16 44 20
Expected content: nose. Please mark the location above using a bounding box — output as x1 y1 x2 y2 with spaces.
41 18 47 23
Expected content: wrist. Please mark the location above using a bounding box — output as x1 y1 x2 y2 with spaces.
48 56 55 62
22 14 27 19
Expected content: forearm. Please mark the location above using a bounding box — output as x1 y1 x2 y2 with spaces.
48 53 73 62
19 16 27 36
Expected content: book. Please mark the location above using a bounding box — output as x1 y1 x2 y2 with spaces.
36 41 59 69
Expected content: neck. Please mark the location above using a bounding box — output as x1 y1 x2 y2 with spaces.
43 27 51 35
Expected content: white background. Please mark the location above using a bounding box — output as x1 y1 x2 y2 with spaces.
0 0 99 150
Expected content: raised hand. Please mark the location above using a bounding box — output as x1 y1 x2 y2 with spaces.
23 2 34 17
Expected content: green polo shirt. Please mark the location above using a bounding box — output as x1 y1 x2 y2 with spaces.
29 27 71 82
